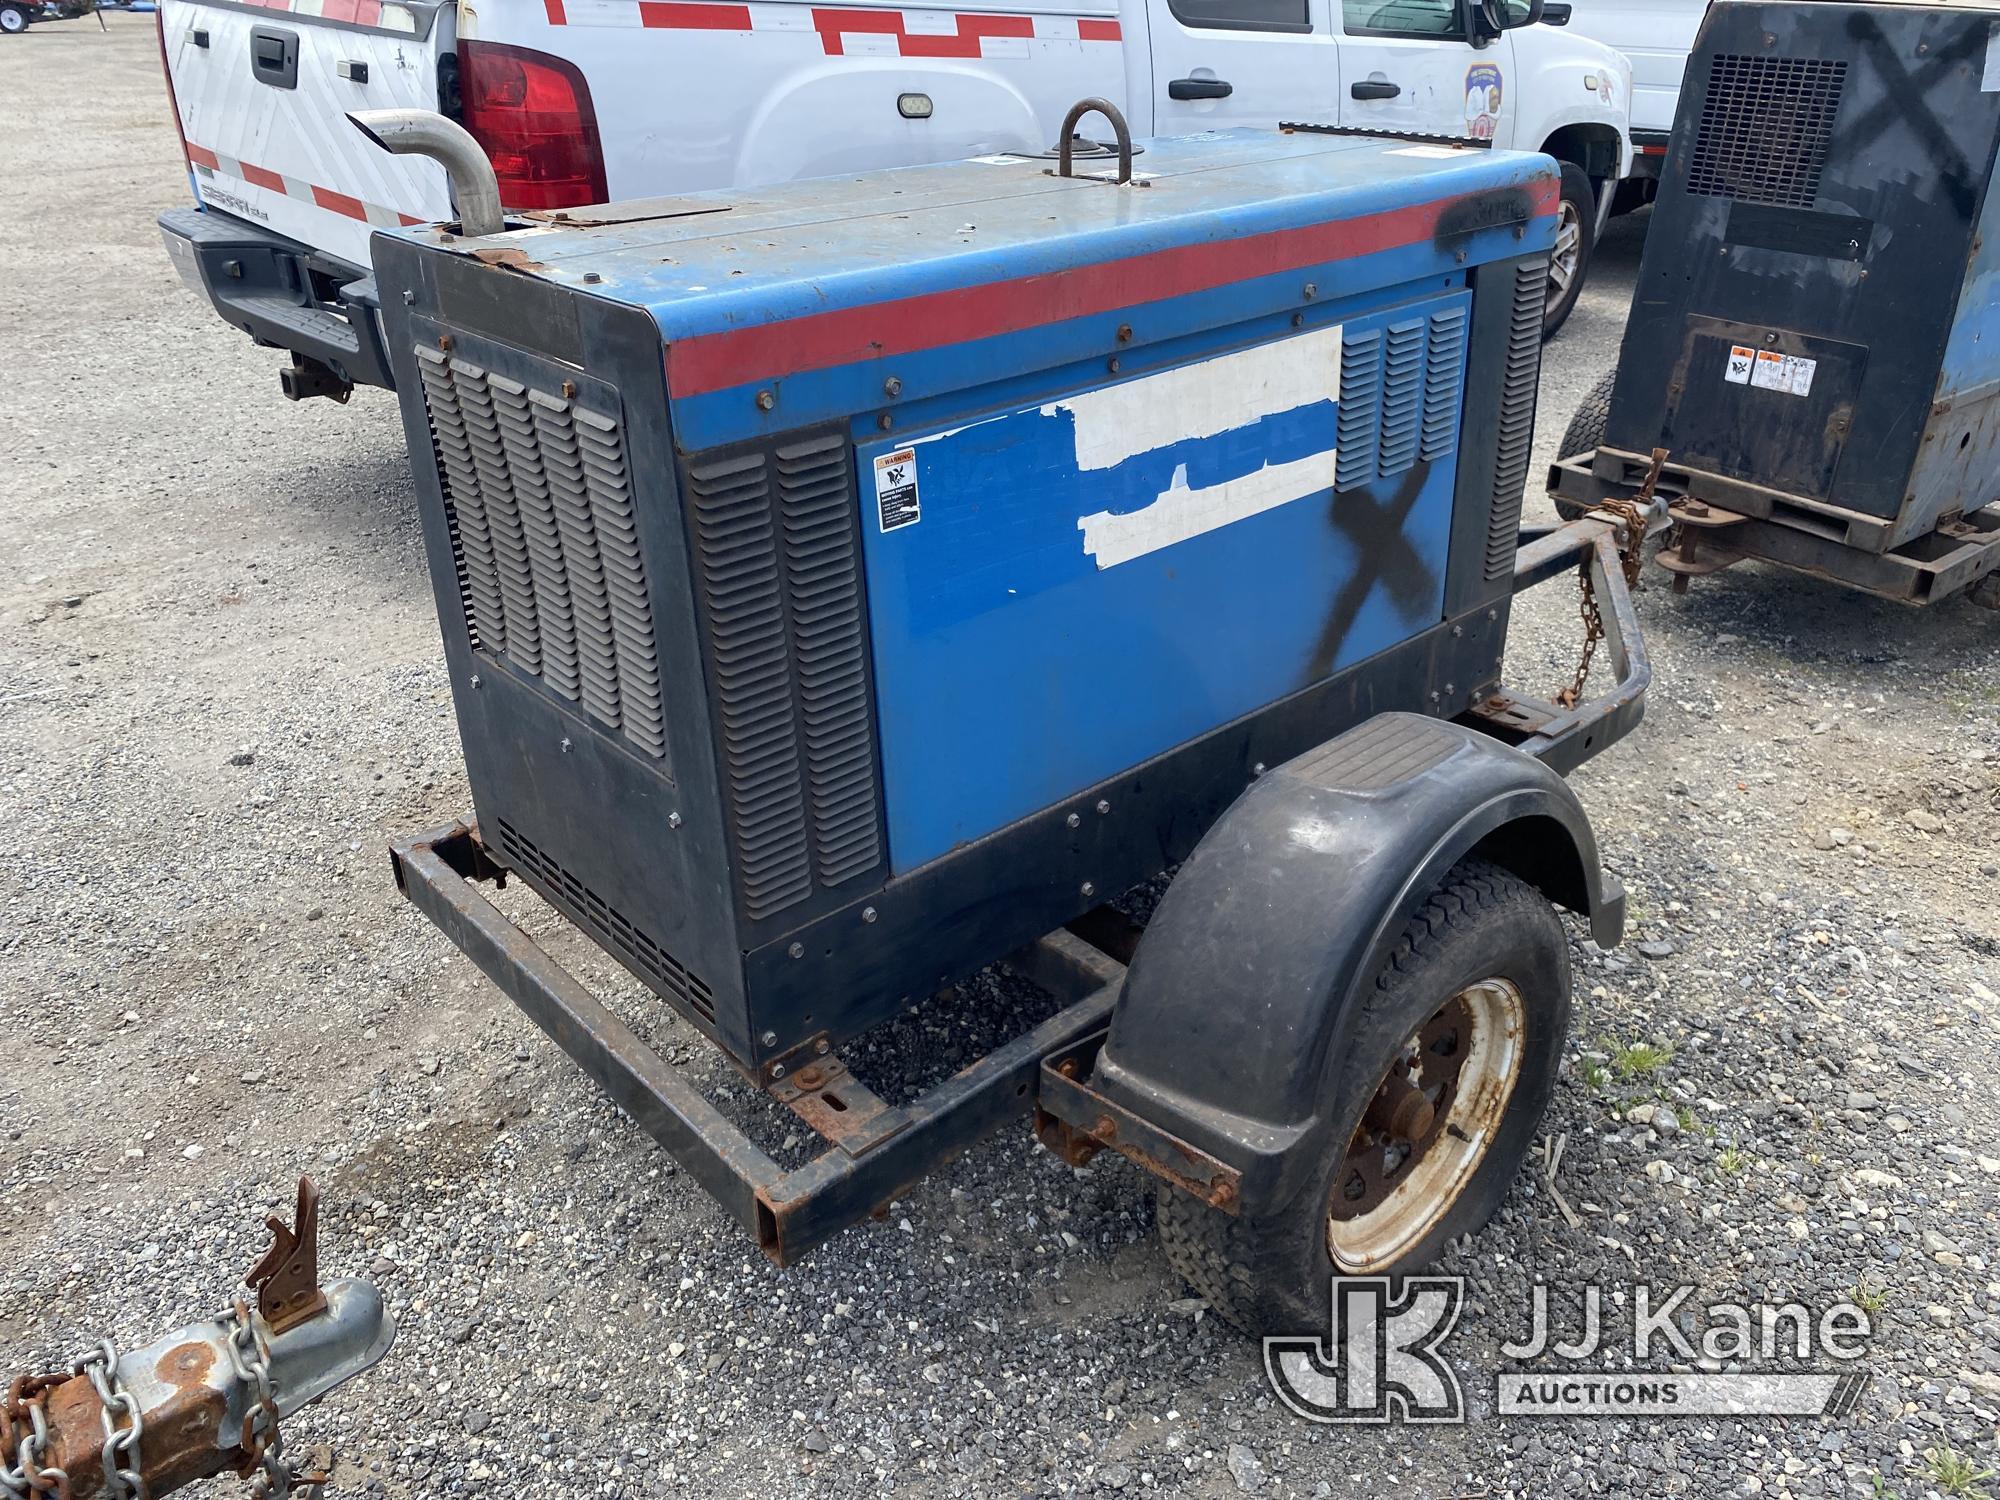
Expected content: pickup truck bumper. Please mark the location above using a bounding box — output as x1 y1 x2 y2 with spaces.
159 204 395 391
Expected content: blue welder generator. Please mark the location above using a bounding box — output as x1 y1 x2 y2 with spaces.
373 106 1652 1335
1550 0 2000 605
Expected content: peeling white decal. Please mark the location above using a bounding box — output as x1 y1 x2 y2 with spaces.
1077 450 1336 569
1045 325 1342 472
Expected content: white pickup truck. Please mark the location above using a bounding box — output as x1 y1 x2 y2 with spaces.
155 0 1632 398
1560 0 1707 207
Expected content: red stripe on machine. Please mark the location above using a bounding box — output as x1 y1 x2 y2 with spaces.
240 161 287 192
1076 16 1119 38
544 0 568 20
666 178 1560 397
185 142 220 170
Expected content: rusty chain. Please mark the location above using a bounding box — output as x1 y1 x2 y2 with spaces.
1554 495 1652 711
72 1343 145 1500
3 1374 71 1500
221 1299 323 1500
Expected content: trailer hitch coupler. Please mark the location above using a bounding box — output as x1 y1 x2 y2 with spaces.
347 108 505 238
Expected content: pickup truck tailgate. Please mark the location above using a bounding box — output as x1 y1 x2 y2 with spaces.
161 0 456 268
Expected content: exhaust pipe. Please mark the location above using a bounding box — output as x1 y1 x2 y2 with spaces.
347 108 504 238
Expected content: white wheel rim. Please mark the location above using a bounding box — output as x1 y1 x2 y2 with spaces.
1327 978 1527 1273
1 12 24 30
1547 200 1583 302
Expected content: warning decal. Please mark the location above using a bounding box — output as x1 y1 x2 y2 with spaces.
874 448 921 531
1728 346 1816 397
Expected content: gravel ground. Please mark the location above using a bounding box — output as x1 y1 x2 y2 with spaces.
5 16 2000 1500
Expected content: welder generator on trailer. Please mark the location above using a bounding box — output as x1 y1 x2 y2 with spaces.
1551 0 2000 606
377 108 1654 1335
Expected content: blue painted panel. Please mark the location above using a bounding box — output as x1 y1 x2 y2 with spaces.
861 289 1468 873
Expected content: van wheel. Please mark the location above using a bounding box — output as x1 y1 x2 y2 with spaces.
1542 163 1596 340
1551 369 1618 521
0 4 31 33
1155 858 1571 1336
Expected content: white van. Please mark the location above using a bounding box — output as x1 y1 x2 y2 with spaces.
155 0 1633 399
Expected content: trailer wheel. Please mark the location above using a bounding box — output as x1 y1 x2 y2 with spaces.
1550 369 1618 522
1542 164 1596 340
0 4 30 32
1156 858 1570 1336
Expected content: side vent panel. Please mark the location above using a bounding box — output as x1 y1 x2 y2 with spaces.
1483 258 1547 584
414 345 667 762
494 819 716 1023
1337 302 1471 493
684 429 885 923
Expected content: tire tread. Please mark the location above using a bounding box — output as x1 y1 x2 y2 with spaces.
1155 858 1547 1333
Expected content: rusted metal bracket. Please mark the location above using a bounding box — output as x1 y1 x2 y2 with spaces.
767 1056 907 1154
246 1179 328 1336
1034 1030 1243 1214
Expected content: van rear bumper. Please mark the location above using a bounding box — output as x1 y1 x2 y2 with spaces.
159 204 395 391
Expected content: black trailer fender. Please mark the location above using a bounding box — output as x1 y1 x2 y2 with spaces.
1089 712 1623 1218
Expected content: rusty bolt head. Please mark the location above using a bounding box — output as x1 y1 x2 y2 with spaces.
437 334 453 352
1292 313 1305 328
815 1038 830 1055
755 389 776 411
1116 323 1133 345
1107 357 1121 374
561 380 577 399
877 412 894 431
793 1065 823 1089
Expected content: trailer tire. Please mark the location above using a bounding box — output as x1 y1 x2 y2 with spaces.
1542 163 1596 340
1155 858 1569 1336
0 4 30 32
1550 369 1618 521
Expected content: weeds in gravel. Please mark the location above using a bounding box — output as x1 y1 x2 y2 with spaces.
1919 1445 1994 1499
1850 1281 1889 1314
1612 1040 1674 1079
1578 1058 1612 1092
1716 1146 1750 1175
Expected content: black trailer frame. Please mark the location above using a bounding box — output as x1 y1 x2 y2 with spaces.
390 507 1657 1266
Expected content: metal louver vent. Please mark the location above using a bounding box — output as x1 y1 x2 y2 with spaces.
1687 55 1847 209
493 819 715 1022
1483 259 1547 583
1336 303 1469 493
415 345 666 761
685 430 884 923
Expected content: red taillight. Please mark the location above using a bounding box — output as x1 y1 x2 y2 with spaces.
458 40 608 212
157 7 195 176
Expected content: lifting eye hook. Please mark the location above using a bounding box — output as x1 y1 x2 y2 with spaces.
1055 97 1137 186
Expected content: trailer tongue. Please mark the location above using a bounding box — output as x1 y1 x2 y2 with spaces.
371 113 1652 1334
